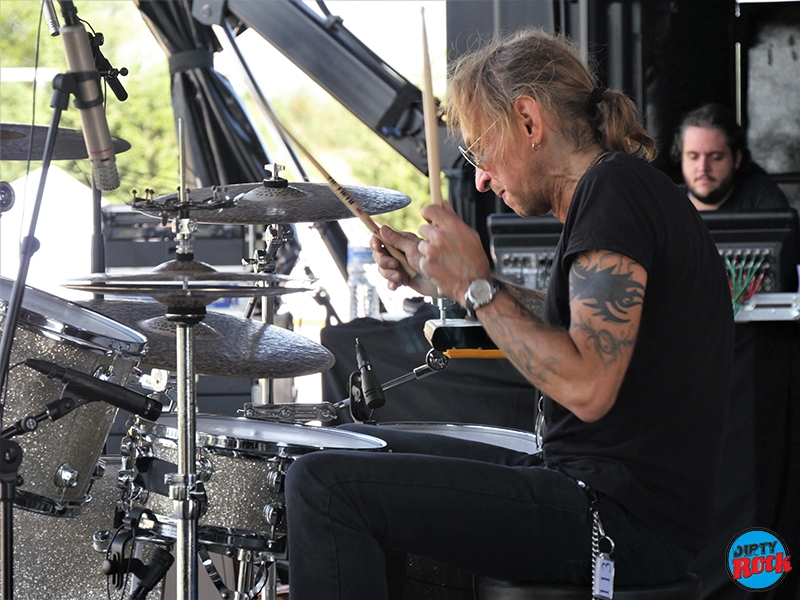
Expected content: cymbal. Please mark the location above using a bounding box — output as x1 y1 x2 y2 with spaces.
0 123 131 161
140 181 411 224
64 260 309 308
78 299 335 379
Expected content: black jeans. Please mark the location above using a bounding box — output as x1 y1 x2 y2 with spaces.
284 424 695 600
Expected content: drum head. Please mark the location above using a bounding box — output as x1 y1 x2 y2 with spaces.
136 413 387 456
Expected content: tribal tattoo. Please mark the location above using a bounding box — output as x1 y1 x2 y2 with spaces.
573 315 635 367
569 253 645 323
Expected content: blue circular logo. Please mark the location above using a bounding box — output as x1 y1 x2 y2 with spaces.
726 528 791 591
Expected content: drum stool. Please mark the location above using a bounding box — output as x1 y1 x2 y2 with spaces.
477 573 701 600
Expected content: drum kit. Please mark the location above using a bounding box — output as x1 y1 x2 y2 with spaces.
0 116 417 599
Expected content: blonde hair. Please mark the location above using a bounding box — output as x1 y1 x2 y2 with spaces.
445 28 656 163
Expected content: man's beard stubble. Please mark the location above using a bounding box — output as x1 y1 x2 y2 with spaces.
690 171 737 206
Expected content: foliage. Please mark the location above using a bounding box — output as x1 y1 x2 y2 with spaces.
0 0 178 204
1 1 437 231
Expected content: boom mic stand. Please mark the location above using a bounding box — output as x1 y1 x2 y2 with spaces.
0 66 78 600
0 4 126 592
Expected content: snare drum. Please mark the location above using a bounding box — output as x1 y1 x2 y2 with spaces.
0 278 147 516
120 413 386 556
381 422 542 454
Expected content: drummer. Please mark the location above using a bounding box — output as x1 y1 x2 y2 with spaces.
284 28 734 598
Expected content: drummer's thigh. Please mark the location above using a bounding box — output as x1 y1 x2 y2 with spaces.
285 449 589 577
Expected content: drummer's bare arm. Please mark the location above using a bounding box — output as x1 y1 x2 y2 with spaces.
497 279 546 318
478 250 647 422
371 226 439 297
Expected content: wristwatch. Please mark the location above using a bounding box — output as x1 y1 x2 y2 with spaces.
464 278 499 318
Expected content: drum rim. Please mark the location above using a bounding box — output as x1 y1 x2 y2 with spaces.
381 421 539 440
132 413 387 455
1 277 148 358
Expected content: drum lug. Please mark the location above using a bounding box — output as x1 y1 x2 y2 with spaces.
265 458 286 493
92 364 117 383
196 451 213 482
262 501 285 529
92 529 112 553
54 462 79 488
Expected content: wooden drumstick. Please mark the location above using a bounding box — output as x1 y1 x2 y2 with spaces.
421 7 444 206
272 120 417 278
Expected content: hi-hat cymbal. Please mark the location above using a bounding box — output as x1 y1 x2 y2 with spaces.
0 123 131 161
139 181 411 224
78 299 335 379
64 260 309 308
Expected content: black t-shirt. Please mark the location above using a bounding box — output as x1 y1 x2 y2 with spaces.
678 171 790 211
542 152 735 550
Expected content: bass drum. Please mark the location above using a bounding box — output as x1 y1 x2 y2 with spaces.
1 277 147 516
13 456 164 600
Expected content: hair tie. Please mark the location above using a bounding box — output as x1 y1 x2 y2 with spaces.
589 87 606 106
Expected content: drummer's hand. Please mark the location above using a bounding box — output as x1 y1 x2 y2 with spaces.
417 202 492 302
371 226 438 296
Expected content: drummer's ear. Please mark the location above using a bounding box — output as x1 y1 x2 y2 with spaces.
513 96 544 147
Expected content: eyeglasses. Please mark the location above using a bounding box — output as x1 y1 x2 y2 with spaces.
458 119 498 170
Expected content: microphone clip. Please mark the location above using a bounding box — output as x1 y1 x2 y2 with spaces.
348 370 375 424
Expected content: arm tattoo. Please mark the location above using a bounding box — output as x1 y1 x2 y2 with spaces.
573 315 635 368
570 253 644 323
497 278 547 318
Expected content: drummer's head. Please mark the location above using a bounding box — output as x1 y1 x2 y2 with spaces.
444 28 655 179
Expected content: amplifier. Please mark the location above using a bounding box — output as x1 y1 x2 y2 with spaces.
488 214 560 291
487 211 800 295
102 204 248 269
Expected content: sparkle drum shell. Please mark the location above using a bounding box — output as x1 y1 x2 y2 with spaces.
13 457 163 600
120 413 386 556
1 278 147 516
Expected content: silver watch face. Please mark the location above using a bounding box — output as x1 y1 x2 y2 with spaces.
468 279 494 306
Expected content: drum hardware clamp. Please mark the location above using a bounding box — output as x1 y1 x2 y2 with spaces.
103 507 175 598
345 346 449 423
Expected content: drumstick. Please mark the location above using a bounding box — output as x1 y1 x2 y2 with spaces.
273 120 417 278
421 7 443 206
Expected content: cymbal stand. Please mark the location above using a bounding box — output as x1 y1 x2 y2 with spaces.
243 217 294 408
168 303 204 600
169 117 201 600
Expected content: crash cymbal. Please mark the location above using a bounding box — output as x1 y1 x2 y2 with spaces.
139 180 411 224
0 123 131 161
64 260 309 308
78 299 335 379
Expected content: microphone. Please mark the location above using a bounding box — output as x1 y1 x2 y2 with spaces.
128 547 174 600
41 0 61 36
25 359 162 420
355 338 385 409
58 1 119 190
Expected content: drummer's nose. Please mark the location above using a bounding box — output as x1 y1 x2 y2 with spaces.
475 167 492 193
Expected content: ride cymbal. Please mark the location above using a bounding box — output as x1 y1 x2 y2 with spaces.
0 123 131 161
78 299 334 379
139 180 411 224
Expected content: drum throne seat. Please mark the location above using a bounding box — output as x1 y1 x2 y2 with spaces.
477 572 702 599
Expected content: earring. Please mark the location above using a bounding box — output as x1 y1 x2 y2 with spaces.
532 143 541 151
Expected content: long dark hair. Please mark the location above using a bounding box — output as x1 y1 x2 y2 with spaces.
670 103 764 174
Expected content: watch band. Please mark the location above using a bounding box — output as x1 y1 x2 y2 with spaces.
464 278 499 318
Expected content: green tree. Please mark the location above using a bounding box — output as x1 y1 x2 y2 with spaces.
1 1 436 230
0 0 178 204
